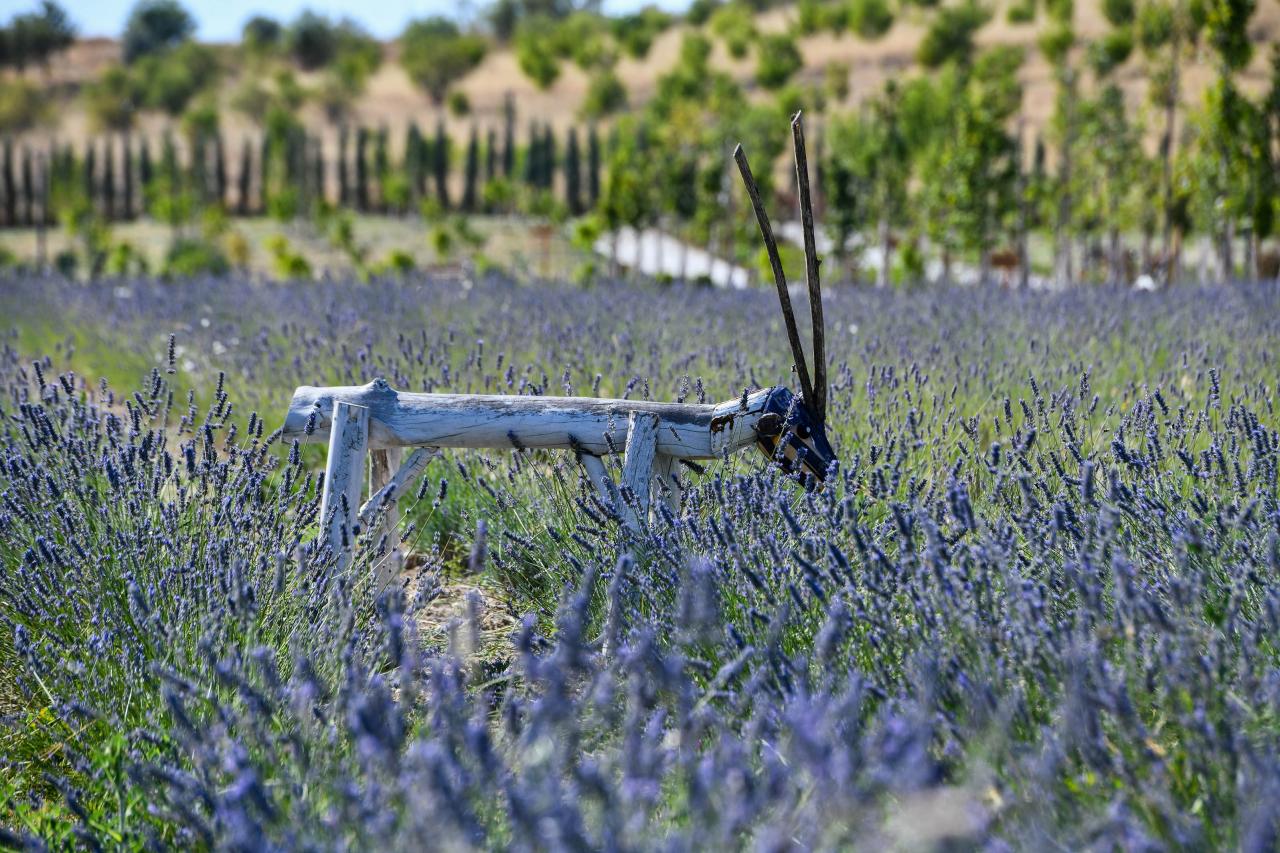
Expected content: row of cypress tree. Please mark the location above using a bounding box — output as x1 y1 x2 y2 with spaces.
0 121 606 228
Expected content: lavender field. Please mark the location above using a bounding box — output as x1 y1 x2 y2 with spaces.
2 271 1280 849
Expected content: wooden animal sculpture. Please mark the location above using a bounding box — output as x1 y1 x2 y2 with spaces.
281 113 835 578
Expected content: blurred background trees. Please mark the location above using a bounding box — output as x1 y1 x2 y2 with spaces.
0 0 1275 284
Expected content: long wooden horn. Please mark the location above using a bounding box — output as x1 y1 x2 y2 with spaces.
733 143 816 408
791 112 826 425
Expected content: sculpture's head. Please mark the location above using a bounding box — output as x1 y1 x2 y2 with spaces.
753 387 837 482
736 111 838 483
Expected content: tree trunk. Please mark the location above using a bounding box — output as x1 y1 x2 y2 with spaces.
1159 39 1180 285
876 216 891 288
1219 218 1234 284
1054 70 1077 289
1108 227 1122 286
1016 119 1030 289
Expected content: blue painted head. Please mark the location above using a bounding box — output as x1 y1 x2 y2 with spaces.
753 387 837 482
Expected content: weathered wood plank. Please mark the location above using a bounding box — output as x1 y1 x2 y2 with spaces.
318 401 369 572
283 378 771 459
620 411 659 529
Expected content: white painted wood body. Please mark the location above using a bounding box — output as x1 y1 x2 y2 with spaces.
283 378 769 460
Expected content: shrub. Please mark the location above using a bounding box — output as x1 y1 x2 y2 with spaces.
581 68 628 118
611 8 672 59
824 60 851 102
134 41 220 116
686 0 722 25
1088 26 1134 75
122 0 194 63
710 2 757 59
0 78 51 132
515 19 561 89
1136 0 1174 49
375 248 417 275
241 15 282 54
1037 23 1074 65
1006 1 1036 23
847 0 895 39
917 1 991 67
549 12 613 69
448 90 471 117
286 11 337 69
104 240 150 276
1102 0 1135 25
755 33 803 90
3 1 75 70
265 233 311 278
400 17 487 105
162 237 229 277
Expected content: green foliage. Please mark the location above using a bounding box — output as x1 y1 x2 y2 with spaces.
1037 23 1075 65
1073 83 1143 238
516 18 562 89
1102 0 1136 25
686 0 722 25
918 1 991 67
231 71 307 127
611 8 672 59
285 10 338 70
430 222 454 257
1006 2 1037 23
581 68 629 118
374 248 417 275
122 0 194 63
1136 0 1175 50
0 78 50 132
241 15 282 55
1203 0 1255 72
710 2 757 59
825 60 851 102
162 237 229 277
0 1 74 70
180 97 219 142
265 234 312 278
847 0 895 39
549 12 615 69
132 41 221 116
400 17 487 104
1088 27 1134 75
755 33 803 90
448 91 472 117
599 116 656 232
83 65 139 131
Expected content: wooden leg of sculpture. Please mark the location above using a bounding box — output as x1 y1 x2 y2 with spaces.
319 401 369 572
580 453 619 512
652 453 681 521
620 411 660 530
369 446 403 590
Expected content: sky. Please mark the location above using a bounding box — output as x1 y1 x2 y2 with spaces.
13 0 689 42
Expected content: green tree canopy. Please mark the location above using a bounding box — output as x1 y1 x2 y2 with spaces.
122 0 194 64
918 1 991 67
400 17 487 104
3 1 75 70
755 33 803 90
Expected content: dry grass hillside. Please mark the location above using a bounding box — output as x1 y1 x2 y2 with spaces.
9 0 1280 153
